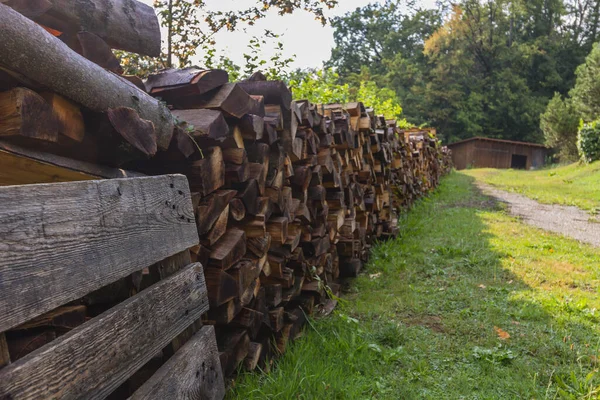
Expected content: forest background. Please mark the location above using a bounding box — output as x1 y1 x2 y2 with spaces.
120 0 600 162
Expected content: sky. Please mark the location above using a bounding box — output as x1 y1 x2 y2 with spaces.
140 0 438 70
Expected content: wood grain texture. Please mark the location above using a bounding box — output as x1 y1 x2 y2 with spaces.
0 263 209 399
0 140 144 185
0 87 59 142
130 325 225 400
0 333 9 368
0 4 174 149
33 0 161 56
0 174 198 332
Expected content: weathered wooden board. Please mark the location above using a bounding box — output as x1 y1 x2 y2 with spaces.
0 263 209 399
0 140 144 186
0 333 9 368
0 174 198 332
130 325 225 400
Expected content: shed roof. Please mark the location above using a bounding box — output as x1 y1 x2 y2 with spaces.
447 136 547 149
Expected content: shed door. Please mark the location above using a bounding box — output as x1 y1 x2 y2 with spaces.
511 154 527 169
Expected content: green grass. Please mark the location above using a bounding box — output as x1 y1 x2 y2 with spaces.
463 162 600 214
229 172 600 399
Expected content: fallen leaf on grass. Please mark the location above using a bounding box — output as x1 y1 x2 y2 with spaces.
369 273 381 279
478 284 487 289
494 326 510 340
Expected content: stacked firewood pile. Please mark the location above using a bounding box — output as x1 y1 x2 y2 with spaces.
0 0 452 387
115 71 452 375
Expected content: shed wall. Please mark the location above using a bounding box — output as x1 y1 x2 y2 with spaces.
449 140 546 170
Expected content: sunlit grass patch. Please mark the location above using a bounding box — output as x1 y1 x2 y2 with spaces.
464 161 600 212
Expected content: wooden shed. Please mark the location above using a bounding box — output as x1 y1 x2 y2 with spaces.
447 137 547 170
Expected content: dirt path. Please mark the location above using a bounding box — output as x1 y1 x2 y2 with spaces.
476 182 600 248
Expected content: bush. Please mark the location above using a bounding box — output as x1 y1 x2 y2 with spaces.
540 93 580 162
577 121 600 163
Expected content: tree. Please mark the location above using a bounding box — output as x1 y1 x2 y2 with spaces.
117 0 337 74
289 68 407 122
570 43 600 122
156 0 338 68
540 93 580 161
327 0 600 145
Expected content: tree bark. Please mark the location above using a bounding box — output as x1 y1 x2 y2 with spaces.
0 4 175 150
4 0 162 56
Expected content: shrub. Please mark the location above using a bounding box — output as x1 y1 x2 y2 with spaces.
540 93 580 162
577 120 600 163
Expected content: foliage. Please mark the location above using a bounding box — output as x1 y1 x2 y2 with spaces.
113 51 164 77
241 31 296 81
540 93 580 162
119 0 337 70
570 43 600 122
289 69 350 104
230 172 600 398
289 68 405 120
328 0 600 144
202 29 295 82
577 120 600 163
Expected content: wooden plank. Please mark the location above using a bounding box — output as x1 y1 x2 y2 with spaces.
130 325 225 400
0 140 144 186
0 333 9 368
0 263 209 399
0 174 198 332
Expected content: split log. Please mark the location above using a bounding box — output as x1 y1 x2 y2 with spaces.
238 80 292 110
107 107 157 157
204 268 238 308
40 92 84 143
248 95 265 117
76 32 123 73
266 308 284 335
231 308 263 339
147 68 229 103
0 5 175 150
228 198 246 222
0 87 58 143
171 109 229 143
222 148 247 165
176 83 255 119
228 260 259 298
236 114 264 141
188 147 225 197
205 299 242 325
196 190 237 235
243 342 262 371
202 205 229 246
208 228 247 270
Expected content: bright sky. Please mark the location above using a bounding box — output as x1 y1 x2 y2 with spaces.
140 0 438 70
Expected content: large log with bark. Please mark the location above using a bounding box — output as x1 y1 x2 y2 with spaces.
3 0 162 56
0 4 175 151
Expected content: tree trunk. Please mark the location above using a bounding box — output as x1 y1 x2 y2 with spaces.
0 4 175 150
4 0 162 56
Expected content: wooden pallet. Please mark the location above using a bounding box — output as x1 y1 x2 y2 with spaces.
0 175 225 399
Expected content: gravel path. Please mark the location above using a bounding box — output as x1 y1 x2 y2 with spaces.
476 183 600 248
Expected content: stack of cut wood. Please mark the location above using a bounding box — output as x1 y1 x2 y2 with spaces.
128 71 451 376
0 0 452 384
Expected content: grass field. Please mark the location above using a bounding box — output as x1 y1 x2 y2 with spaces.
229 172 600 399
464 161 600 214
